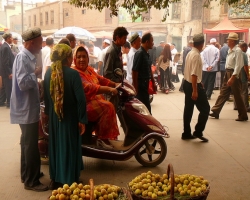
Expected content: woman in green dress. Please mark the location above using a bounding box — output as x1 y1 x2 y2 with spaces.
43 44 87 189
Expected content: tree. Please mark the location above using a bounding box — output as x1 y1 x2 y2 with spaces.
68 0 180 21
68 0 247 22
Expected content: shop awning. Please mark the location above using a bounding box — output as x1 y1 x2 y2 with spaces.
203 16 249 34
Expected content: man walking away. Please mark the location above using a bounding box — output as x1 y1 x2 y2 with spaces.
127 32 141 84
0 33 15 108
201 38 219 100
219 41 229 88
181 33 209 142
209 32 248 121
132 32 157 114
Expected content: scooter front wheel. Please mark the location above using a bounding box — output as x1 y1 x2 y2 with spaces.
134 136 167 167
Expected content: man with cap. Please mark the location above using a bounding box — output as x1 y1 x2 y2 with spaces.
0 33 15 108
10 27 48 191
97 39 110 75
182 33 210 142
11 36 20 55
201 38 220 100
209 32 248 121
127 32 141 84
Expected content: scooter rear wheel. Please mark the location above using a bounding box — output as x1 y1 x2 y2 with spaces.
134 136 167 167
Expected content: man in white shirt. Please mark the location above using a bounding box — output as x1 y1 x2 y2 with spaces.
210 32 248 121
97 39 110 75
126 32 141 84
170 43 179 82
122 41 130 79
89 40 101 70
201 38 220 100
182 33 209 142
41 37 54 66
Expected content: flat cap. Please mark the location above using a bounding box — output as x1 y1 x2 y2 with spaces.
129 32 139 43
22 27 42 42
2 33 12 40
193 33 204 43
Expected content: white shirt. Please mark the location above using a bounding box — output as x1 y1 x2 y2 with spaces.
42 49 52 80
201 44 219 72
93 46 101 63
184 47 202 83
225 45 244 78
126 47 138 84
122 53 128 71
246 47 250 66
170 48 178 67
98 46 110 63
41 46 50 65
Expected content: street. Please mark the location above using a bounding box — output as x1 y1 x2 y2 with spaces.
0 78 249 200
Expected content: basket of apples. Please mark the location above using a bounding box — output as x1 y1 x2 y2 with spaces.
128 164 210 200
48 178 132 200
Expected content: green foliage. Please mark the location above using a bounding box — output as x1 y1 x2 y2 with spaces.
68 0 180 22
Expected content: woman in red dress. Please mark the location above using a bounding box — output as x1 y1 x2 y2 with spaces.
71 46 120 147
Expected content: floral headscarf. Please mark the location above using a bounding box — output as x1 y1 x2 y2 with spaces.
50 44 72 121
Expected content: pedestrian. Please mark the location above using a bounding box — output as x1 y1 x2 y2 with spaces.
126 32 141 84
181 33 209 142
170 43 179 83
233 42 250 112
219 41 229 88
201 38 220 100
213 42 221 90
179 40 193 92
0 33 15 108
41 37 54 80
66 33 77 49
156 41 165 62
209 32 248 121
11 36 20 55
122 41 130 79
97 39 110 76
103 26 129 82
132 32 157 114
157 44 174 94
43 44 87 188
10 27 48 191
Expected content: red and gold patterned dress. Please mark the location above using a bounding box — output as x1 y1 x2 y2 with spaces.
72 66 119 140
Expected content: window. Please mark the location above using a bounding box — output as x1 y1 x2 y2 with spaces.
65 12 68 17
105 8 112 24
82 9 86 14
34 15 36 26
172 2 181 19
51 10 54 24
191 0 202 20
141 9 151 22
45 12 48 25
28 16 31 27
40 13 43 26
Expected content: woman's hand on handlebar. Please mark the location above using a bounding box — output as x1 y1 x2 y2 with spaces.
115 83 121 88
78 123 85 135
109 87 118 96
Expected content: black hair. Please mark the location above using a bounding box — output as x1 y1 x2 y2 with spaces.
123 41 130 49
113 27 129 41
79 39 85 45
193 40 205 47
46 37 54 46
59 38 70 46
141 32 153 44
240 42 248 48
66 33 76 42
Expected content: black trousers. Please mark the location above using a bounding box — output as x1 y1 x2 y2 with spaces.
159 68 174 90
183 80 210 137
19 122 41 187
136 79 151 114
0 76 12 106
202 71 216 98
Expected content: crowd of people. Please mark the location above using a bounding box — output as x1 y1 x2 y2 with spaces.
0 26 249 192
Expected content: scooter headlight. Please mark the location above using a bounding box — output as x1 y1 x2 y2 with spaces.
132 103 150 115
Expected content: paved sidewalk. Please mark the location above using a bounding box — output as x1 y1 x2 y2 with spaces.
0 79 249 200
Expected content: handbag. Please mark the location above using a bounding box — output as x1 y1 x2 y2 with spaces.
148 80 156 94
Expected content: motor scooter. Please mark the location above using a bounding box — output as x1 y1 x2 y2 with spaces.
38 69 169 167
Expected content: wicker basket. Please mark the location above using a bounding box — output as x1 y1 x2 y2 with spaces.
129 164 210 200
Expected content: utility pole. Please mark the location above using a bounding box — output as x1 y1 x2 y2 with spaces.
21 0 23 33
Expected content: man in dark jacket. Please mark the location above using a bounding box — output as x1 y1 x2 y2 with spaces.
0 33 15 108
104 27 129 83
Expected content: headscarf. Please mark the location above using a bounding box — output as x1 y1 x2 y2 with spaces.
161 44 172 63
73 46 89 67
50 44 72 121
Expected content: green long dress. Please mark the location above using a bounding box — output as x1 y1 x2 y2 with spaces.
44 66 87 185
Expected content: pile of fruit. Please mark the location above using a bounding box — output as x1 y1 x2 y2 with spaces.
128 171 209 199
49 182 126 200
